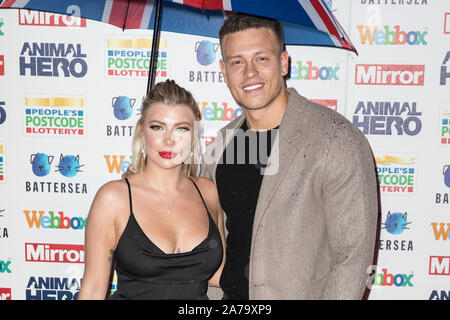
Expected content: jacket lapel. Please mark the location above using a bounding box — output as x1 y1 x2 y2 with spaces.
251 88 305 239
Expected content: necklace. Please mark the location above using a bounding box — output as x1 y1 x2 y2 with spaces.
152 188 178 214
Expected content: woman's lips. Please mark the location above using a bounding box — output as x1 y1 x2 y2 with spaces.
159 151 178 159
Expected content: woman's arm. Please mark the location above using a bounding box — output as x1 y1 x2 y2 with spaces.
78 182 122 299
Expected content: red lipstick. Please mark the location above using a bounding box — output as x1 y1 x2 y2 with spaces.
159 151 177 159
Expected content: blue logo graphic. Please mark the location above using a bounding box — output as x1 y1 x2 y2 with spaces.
30 153 54 177
56 154 83 178
195 40 219 66
0 101 5 125
382 211 411 235
443 165 450 188
112 96 135 120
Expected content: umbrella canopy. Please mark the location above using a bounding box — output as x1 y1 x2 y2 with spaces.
0 0 356 90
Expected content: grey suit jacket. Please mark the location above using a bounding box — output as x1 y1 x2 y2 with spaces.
201 88 378 299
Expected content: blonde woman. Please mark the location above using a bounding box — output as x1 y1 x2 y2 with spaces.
78 80 225 300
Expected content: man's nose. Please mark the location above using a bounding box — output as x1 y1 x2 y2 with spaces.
245 61 257 78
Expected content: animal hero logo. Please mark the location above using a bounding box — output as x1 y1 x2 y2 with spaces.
441 51 450 86
18 9 86 27
356 25 428 46
26 276 80 300
26 152 87 194
106 37 168 78
24 97 85 137
355 64 425 86
23 210 86 231
375 155 416 194
19 42 87 78
353 101 422 136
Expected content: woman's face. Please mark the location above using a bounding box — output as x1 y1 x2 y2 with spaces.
141 102 196 170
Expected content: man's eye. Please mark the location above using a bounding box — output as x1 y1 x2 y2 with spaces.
231 60 241 66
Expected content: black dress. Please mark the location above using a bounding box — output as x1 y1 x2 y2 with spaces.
108 178 223 300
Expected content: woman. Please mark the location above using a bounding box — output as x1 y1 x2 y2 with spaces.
78 80 225 300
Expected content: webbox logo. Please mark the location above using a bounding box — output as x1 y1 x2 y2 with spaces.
355 64 425 86
25 243 84 263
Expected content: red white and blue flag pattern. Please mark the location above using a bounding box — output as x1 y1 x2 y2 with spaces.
0 0 355 51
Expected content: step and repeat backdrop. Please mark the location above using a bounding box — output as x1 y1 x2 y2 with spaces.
0 0 449 300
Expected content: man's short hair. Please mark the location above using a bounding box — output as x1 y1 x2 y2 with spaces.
219 13 285 56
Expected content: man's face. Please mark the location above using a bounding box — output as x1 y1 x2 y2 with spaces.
220 27 289 111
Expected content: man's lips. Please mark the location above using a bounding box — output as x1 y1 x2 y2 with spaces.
243 83 264 92
159 151 178 159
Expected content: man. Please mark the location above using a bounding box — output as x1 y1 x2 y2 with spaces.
201 14 379 300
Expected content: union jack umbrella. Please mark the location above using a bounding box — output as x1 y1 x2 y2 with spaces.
0 0 356 91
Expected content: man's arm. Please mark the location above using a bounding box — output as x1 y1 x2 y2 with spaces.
321 121 379 300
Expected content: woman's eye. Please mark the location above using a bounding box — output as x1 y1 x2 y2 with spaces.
176 127 190 132
150 125 163 130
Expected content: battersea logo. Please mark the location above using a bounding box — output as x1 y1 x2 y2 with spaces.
0 101 6 126
198 101 243 121
440 51 450 86
26 276 80 300
18 9 86 27
20 42 87 77
106 37 168 78
23 210 86 231
379 211 413 252
356 25 428 46
291 60 339 81
24 97 85 137
429 256 450 276
375 155 416 194
435 165 450 204
104 155 133 174
189 40 223 83
360 0 428 5
353 101 422 136
355 64 425 86
106 95 142 137
26 152 87 194
0 143 5 182
25 243 84 263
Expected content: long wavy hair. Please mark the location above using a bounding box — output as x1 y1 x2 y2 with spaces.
132 79 202 179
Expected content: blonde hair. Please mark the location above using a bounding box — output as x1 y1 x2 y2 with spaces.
132 79 202 179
